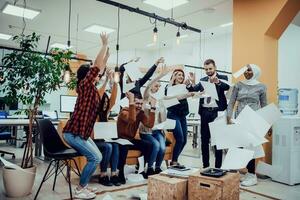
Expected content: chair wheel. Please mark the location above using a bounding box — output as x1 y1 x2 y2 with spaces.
12 155 16 159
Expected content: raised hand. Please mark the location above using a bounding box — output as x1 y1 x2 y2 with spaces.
100 32 108 46
126 92 135 104
155 57 165 66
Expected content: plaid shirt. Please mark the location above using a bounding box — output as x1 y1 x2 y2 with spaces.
63 67 100 140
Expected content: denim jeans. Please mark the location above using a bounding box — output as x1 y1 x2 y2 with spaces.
167 113 187 162
63 133 102 187
94 140 119 172
141 130 166 168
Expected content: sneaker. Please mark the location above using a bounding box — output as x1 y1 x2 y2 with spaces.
98 176 113 187
146 168 155 177
140 171 148 179
74 187 96 199
241 173 258 187
86 185 98 193
154 167 162 174
240 172 250 182
110 175 122 186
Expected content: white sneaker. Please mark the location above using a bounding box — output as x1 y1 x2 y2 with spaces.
241 173 258 187
240 172 251 182
86 184 98 193
74 187 96 199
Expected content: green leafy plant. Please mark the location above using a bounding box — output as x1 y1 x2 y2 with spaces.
0 32 73 168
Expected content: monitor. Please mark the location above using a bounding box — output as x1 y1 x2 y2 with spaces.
60 95 77 113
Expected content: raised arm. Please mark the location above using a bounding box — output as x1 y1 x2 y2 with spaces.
94 33 109 74
138 57 164 87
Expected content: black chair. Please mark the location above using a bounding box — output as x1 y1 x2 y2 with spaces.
34 119 81 200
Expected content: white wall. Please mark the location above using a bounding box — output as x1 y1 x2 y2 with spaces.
278 24 300 112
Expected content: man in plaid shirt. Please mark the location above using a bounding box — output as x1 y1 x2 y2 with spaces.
63 33 109 199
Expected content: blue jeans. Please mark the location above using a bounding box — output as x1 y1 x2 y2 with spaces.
141 130 166 168
63 133 102 187
94 140 119 173
167 113 187 162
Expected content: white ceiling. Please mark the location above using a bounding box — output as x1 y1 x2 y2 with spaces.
0 0 234 59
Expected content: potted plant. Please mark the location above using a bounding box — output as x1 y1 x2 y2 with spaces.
0 32 72 197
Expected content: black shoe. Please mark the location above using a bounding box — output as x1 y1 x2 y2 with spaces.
98 176 113 186
110 175 121 186
140 171 148 179
155 167 162 174
146 168 155 177
118 173 126 184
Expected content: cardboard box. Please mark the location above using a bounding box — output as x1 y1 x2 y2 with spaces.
148 174 188 200
188 172 240 200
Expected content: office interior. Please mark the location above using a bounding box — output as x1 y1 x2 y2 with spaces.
0 0 300 199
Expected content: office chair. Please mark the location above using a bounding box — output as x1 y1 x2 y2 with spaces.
34 119 81 200
0 111 16 159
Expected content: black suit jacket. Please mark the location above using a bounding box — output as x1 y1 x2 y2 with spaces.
187 73 230 115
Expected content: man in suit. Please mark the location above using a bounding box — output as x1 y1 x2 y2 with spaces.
187 59 230 168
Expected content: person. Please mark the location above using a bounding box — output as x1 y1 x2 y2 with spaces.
139 65 170 174
165 69 194 166
187 59 230 169
227 64 267 187
117 91 156 179
63 33 109 199
93 68 121 186
119 57 164 99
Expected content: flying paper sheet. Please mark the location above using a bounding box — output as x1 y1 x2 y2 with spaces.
125 64 144 81
219 79 233 87
162 98 180 108
200 81 219 101
256 103 281 125
105 138 133 145
209 118 260 149
94 122 118 139
221 148 254 170
166 84 188 97
123 82 136 93
233 66 247 79
153 119 176 130
118 97 129 108
246 145 265 159
236 105 271 138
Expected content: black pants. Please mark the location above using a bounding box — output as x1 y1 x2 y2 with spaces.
117 138 153 174
247 159 255 174
200 109 223 168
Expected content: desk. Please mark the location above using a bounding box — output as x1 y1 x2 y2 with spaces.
187 119 200 148
0 119 60 159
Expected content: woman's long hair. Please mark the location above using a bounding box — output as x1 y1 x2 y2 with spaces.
98 92 110 122
170 69 185 85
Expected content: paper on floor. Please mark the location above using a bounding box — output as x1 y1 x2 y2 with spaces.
221 148 254 170
256 103 281 125
94 122 118 139
200 81 219 101
162 98 180 108
166 84 188 97
233 66 247 79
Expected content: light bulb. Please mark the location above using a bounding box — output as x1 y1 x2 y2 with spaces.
64 70 71 83
153 27 158 43
176 31 180 45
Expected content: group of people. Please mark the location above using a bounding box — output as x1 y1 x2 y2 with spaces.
62 33 267 199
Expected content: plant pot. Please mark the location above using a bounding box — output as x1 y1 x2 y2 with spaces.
3 165 36 198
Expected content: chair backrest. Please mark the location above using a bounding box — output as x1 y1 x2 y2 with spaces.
36 119 68 157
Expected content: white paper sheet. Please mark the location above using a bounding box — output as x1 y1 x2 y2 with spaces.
200 81 219 101
153 119 176 130
161 168 199 178
94 122 118 139
209 118 257 149
245 145 265 158
256 161 282 178
233 66 247 79
236 105 271 138
221 148 254 170
123 82 136 93
166 84 188 97
125 64 144 81
118 97 129 108
151 91 165 100
138 156 145 173
256 103 281 125
219 79 233 87
104 138 133 145
0 157 35 174
192 92 210 99
162 98 180 108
